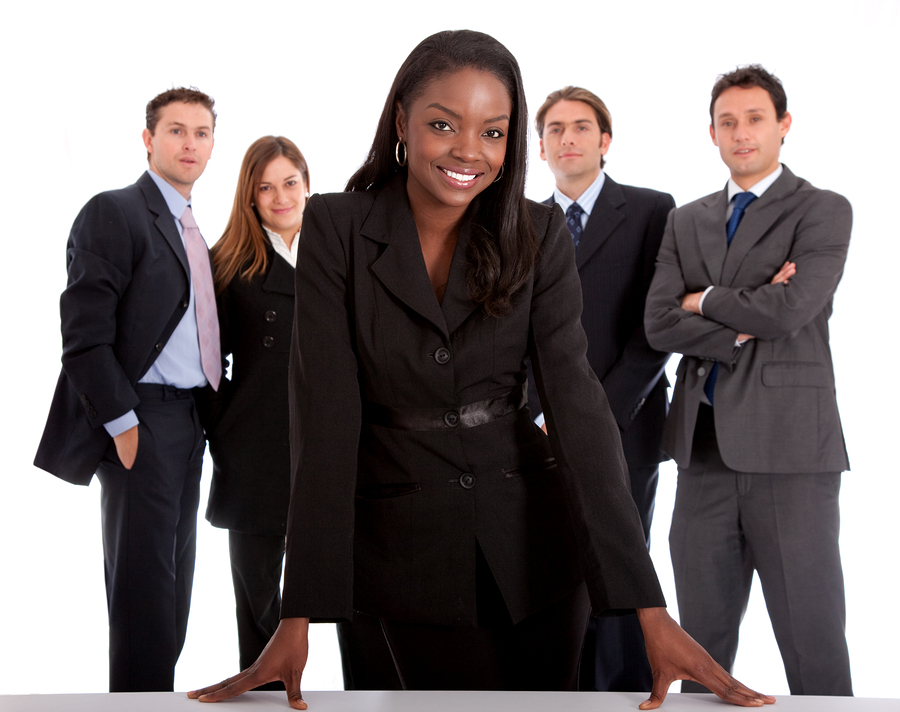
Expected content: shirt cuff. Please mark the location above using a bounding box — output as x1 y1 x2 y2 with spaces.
533 412 546 429
697 285 715 315
104 410 139 437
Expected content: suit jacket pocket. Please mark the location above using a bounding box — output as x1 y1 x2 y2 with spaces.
355 483 422 499
502 457 557 478
762 361 829 388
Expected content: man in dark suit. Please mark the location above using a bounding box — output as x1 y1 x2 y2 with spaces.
34 88 219 692
644 65 852 696
530 86 674 692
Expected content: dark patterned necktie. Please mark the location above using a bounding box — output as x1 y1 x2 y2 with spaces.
566 202 584 247
704 191 758 405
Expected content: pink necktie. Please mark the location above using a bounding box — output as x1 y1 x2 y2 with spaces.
180 206 222 391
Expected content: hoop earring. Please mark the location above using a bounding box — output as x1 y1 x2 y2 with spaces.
395 140 408 167
492 163 505 183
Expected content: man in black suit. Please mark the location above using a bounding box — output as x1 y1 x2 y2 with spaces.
34 87 219 692
530 86 674 692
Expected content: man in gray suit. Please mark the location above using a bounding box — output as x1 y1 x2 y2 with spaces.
644 65 852 696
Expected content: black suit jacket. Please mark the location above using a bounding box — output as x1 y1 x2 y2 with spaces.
529 176 674 467
205 244 295 535
35 172 192 485
279 176 664 627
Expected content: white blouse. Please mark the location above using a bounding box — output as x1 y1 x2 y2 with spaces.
263 225 300 267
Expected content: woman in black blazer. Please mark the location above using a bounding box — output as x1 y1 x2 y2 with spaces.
206 136 310 675
192 32 772 709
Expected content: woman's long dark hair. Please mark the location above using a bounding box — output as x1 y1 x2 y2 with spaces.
345 30 537 317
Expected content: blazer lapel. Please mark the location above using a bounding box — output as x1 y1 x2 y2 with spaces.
575 176 625 270
441 217 479 335
721 166 801 286
138 172 189 277
262 245 295 296
696 187 729 284
364 178 449 338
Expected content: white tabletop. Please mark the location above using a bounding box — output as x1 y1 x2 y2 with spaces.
0 690 896 712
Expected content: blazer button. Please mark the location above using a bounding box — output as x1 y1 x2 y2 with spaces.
697 366 706 377
263 336 275 348
434 347 451 364
459 473 475 489
181 300 189 309
444 411 460 427
265 310 277 323
155 342 164 352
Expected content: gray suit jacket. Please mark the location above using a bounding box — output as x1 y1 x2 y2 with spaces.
644 166 851 474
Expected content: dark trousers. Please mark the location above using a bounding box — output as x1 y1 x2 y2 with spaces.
338 545 590 690
95 384 204 692
337 617 404 690
670 405 852 696
228 530 285 690
579 462 657 692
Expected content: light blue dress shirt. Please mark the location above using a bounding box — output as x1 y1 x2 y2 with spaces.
103 170 207 436
551 169 606 231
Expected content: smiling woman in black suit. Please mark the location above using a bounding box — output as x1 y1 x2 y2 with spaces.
191 31 772 710
205 136 310 679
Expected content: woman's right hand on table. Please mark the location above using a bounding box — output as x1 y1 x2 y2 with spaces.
188 616 311 709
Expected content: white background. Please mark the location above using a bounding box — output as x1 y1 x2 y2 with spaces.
1 0 897 701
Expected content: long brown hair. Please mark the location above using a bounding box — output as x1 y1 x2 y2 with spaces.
345 30 536 318
212 136 310 293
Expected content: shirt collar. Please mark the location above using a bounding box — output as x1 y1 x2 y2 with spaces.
553 169 606 216
263 225 299 267
727 163 783 203
146 169 189 219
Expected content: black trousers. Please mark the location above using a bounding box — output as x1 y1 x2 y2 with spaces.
228 530 285 690
579 461 657 693
338 545 590 690
670 404 852 696
95 384 205 692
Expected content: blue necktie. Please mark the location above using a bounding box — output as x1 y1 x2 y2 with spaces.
726 191 757 245
566 202 584 247
704 191 758 405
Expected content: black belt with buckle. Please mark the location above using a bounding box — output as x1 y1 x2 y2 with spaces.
363 383 527 431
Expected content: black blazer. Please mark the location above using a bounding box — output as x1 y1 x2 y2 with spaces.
206 244 295 535
529 176 675 467
35 173 192 485
280 176 664 627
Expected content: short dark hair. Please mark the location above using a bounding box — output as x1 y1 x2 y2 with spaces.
345 30 536 318
710 65 787 124
146 87 216 134
534 86 612 168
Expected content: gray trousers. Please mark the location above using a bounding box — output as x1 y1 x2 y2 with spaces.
669 405 852 696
